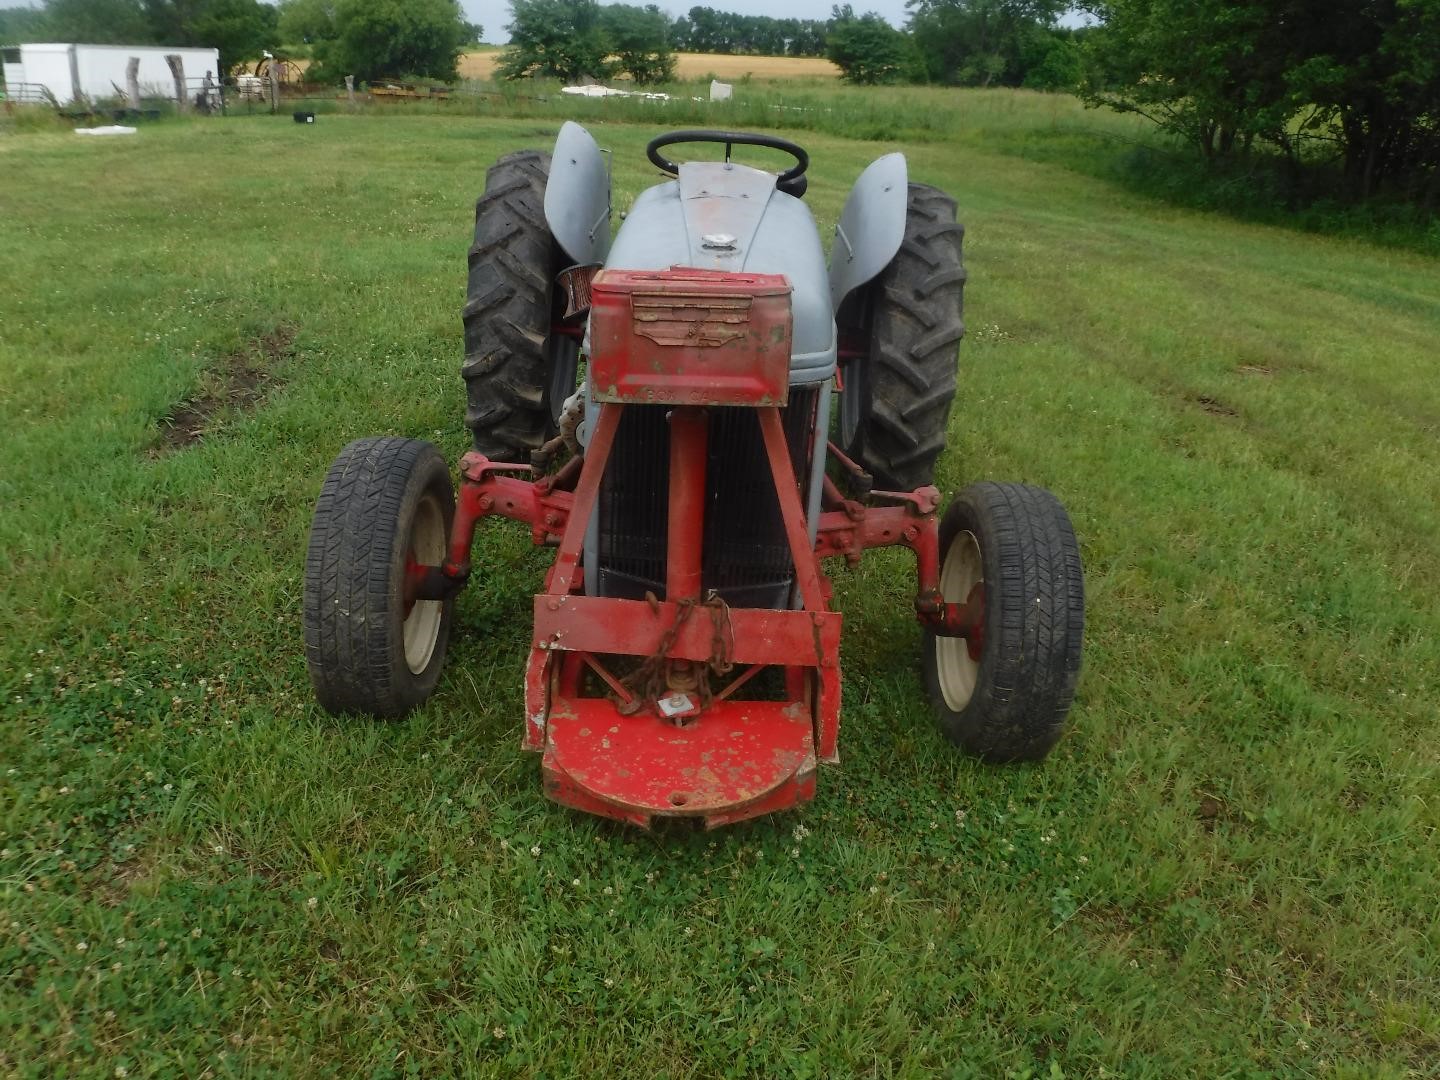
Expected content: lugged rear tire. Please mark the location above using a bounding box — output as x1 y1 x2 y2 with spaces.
462 150 576 460
840 183 966 491
922 482 1084 761
304 437 456 718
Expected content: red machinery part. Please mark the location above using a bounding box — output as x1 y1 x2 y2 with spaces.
403 267 983 827
588 268 793 407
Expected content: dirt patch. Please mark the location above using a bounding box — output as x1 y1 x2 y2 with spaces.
1196 793 1225 831
154 326 294 453
1192 394 1238 417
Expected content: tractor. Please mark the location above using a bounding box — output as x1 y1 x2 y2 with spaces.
303 124 1085 828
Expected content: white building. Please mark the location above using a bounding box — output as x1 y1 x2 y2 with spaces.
1 43 220 105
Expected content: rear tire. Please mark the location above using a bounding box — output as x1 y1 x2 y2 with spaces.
922 482 1084 761
304 437 456 718
840 183 966 491
462 150 577 460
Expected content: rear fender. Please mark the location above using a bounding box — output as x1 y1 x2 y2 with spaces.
545 121 612 265
828 152 907 314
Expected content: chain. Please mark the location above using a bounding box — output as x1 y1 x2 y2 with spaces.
617 591 735 717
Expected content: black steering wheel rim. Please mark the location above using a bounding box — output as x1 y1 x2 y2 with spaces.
646 129 809 183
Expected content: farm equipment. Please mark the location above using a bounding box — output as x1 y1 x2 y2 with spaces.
370 82 452 101
303 123 1085 828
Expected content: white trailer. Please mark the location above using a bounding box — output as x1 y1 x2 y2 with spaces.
1 43 220 106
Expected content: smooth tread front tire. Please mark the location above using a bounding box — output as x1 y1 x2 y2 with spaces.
304 437 456 718
923 482 1084 761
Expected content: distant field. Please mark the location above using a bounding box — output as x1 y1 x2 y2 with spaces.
457 49 841 82
2 91 1438 1075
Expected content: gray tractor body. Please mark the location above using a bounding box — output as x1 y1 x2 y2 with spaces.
540 122 911 605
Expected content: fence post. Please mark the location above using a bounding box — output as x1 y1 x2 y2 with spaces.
165 54 187 113
346 75 355 110
269 64 279 114
125 57 140 110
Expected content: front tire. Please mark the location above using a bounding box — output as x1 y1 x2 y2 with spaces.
923 482 1084 761
303 437 456 718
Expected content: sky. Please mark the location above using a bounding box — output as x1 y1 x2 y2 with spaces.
464 2 1092 42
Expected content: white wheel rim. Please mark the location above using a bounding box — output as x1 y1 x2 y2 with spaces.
403 493 445 675
936 530 983 711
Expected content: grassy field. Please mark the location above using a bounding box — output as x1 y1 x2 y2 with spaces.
2 93 1439 1077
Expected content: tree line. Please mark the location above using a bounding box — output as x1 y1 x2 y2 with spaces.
4 0 1434 203
1081 0 1440 202
0 0 283 73
668 8 829 57
0 0 481 83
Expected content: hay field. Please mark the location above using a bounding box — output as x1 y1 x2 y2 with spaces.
457 49 841 82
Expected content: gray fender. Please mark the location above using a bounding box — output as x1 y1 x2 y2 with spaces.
828 152 908 313
544 121 611 265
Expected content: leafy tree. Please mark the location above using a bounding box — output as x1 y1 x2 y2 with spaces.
42 0 151 44
602 3 674 84
331 0 469 80
908 0 1065 87
278 0 336 48
1079 0 1287 159
1083 0 1440 199
668 6 831 57
0 5 55 42
1019 26 1082 91
281 0 470 82
827 6 912 85
498 0 611 81
145 0 280 70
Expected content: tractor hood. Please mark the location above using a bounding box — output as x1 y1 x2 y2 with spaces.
603 162 836 384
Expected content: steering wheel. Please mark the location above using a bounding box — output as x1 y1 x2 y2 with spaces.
646 130 809 185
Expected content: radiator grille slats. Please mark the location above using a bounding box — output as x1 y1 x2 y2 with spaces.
595 388 819 607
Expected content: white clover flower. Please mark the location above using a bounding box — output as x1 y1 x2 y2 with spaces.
493 1026 506 1039
603 886 613 896
76 942 88 952
306 896 318 910
530 845 541 857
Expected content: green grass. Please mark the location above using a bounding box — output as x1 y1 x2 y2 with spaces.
2 100 1439 1077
